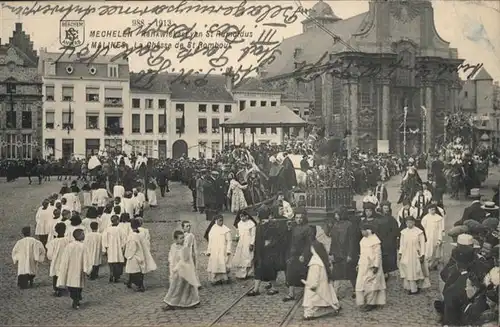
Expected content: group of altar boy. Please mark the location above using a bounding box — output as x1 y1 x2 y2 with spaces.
10 169 500 325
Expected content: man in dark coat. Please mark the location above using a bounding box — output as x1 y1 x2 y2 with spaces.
454 195 487 226
281 152 297 200
156 167 169 197
203 171 218 221
300 155 310 172
377 201 400 279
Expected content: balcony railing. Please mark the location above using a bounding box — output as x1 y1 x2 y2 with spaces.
62 123 74 130
104 98 123 107
105 127 123 135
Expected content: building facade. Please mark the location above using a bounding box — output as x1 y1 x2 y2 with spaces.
262 0 475 155
0 23 43 160
39 49 130 159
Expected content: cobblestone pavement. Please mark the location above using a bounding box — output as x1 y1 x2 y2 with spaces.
0 168 497 326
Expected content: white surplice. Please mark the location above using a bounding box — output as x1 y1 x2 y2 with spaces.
119 222 132 239
113 185 125 199
147 189 157 206
101 225 125 263
99 213 112 233
355 234 386 306
56 241 92 288
46 237 70 277
138 226 151 250
122 198 136 216
12 237 46 276
82 217 100 234
35 208 54 236
184 232 198 268
399 227 431 291
303 246 340 318
124 232 157 274
47 217 63 241
421 213 444 264
231 220 255 278
92 188 109 207
84 231 102 266
207 224 232 278
65 224 85 242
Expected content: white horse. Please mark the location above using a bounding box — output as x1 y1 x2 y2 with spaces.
275 153 314 190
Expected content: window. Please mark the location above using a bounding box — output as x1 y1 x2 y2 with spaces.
283 127 290 135
6 111 16 128
45 59 55 75
145 114 154 133
85 87 99 102
176 103 185 112
45 85 55 101
198 104 207 113
132 114 141 133
158 140 167 159
212 104 220 113
304 109 309 116
107 64 119 78
271 127 277 134
224 105 232 113
464 91 468 98
198 118 207 133
4 134 18 159
176 118 184 134
211 141 220 156
240 128 245 134
130 140 154 157
158 114 166 133
239 100 246 111
143 140 154 157
62 112 73 129
146 99 153 109
85 139 100 157
21 134 32 159
132 98 141 108
86 114 99 129
261 127 267 134
271 101 277 107
105 116 121 128
104 138 122 154
62 139 74 160
6 83 16 94
250 100 256 107
251 127 256 134
45 112 55 129
198 141 207 158
293 127 300 136
260 101 267 107
44 139 55 158
212 118 220 133
104 88 123 107
22 111 32 129
62 86 73 102
159 99 166 109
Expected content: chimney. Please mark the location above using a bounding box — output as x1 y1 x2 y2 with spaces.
224 67 233 92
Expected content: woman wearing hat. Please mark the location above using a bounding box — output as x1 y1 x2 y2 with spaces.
399 215 430 295
355 222 386 311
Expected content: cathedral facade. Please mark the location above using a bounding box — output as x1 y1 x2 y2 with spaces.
263 0 479 154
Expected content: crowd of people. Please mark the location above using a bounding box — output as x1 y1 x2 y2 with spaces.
6 141 500 325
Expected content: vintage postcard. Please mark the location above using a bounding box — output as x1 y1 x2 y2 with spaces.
0 1 499 327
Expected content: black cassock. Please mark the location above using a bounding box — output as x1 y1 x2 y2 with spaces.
285 224 311 287
253 220 288 282
375 214 400 274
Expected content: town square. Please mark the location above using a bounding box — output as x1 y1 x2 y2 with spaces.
0 0 499 326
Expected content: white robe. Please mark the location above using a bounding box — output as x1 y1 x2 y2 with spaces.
207 224 232 274
12 237 46 275
119 222 132 239
84 232 102 266
46 237 70 277
303 246 340 311
83 191 92 207
421 213 444 261
47 217 63 241
396 207 419 228
399 227 431 288
355 234 386 306
184 232 198 268
124 232 157 274
92 188 109 207
99 213 112 233
147 189 157 206
101 225 125 263
232 220 255 272
61 193 76 212
113 185 125 199
138 227 151 250
122 198 136 216
81 218 100 234
228 179 248 213
35 208 53 235
56 241 92 288
65 224 85 242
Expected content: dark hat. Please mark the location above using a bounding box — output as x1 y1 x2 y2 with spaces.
482 217 499 230
451 245 475 266
404 215 416 221
380 201 391 208
21 226 31 236
257 205 270 219
363 202 376 210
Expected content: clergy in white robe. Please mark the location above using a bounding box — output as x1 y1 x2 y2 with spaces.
84 222 102 280
62 193 76 213
182 221 198 269
102 216 126 282
396 204 419 228
124 219 157 292
113 183 125 200
133 188 146 217
82 206 100 234
122 193 136 216
12 227 46 289
206 215 232 284
46 209 63 242
302 241 340 320
56 229 92 309
99 206 114 233
92 186 109 210
136 218 151 250
46 222 70 295
35 204 54 247
65 215 85 242
232 216 256 279
399 216 431 294
355 223 386 310
163 231 200 310
147 181 158 207
421 205 445 270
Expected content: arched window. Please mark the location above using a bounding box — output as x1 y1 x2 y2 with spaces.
396 49 415 86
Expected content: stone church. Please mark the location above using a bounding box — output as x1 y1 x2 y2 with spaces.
262 0 475 154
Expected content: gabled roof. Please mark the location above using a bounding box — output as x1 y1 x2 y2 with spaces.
220 105 307 128
40 51 128 65
473 67 493 81
233 77 281 94
130 73 234 102
263 12 368 79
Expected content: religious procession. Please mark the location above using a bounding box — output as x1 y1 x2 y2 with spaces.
7 131 499 326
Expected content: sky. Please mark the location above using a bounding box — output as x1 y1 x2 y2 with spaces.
1 0 499 81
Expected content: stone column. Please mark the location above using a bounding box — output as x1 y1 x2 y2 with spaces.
322 73 333 136
381 80 390 140
348 78 359 148
425 84 433 152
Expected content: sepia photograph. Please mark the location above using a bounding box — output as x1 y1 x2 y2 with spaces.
0 0 499 326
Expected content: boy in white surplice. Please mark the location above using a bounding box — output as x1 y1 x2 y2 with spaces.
232 211 256 279
206 214 232 285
